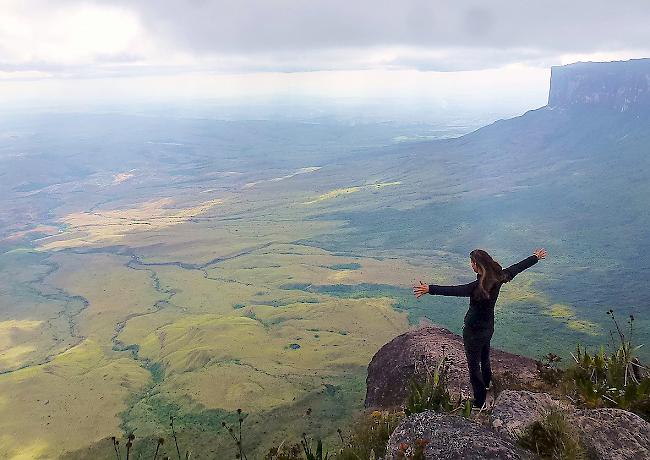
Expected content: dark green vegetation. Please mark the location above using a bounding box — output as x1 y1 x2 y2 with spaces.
327 263 362 271
301 105 650 359
562 311 650 420
404 357 454 416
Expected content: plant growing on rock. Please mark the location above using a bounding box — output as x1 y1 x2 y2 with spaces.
537 353 564 387
395 438 428 460
404 356 453 415
337 410 405 459
301 434 329 460
564 311 650 420
264 442 303 460
517 409 585 460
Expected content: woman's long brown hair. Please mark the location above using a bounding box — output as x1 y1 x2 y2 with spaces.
470 249 511 299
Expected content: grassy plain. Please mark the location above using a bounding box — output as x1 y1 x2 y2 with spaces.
1 111 647 458
0 179 606 459
0 187 423 458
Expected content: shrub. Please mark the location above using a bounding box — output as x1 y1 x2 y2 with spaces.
404 356 453 416
517 409 585 460
337 410 404 459
563 311 650 420
221 408 248 460
536 353 564 387
264 442 303 460
301 434 329 460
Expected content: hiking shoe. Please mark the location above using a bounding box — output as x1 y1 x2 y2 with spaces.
471 399 485 409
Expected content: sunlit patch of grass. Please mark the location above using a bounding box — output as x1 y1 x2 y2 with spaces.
38 197 224 250
0 339 150 459
152 264 260 315
112 172 134 184
546 303 600 336
548 304 573 318
0 344 37 369
0 320 43 368
5 225 60 242
303 182 401 205
497 279 600 337
0 319 43 333
0 251 89 372
327 270 354 282
118 284 408 441
498 278 547 306
0 438 50 460
304 187 361 204
566 320 599 334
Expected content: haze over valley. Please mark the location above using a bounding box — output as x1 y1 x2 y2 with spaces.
2 1 650 458
1 58 649 458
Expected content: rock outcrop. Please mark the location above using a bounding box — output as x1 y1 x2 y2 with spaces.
491 390 561 438
365 326 541 409
548 58 650 112
385 411 532 460
368 328 650 459
487 390 650 460
571 408 650 460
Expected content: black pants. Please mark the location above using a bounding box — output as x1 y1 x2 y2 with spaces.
462 326 493 407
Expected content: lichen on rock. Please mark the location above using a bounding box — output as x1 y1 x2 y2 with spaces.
384 411 532 460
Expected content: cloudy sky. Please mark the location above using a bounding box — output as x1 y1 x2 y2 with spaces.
2 0 649 113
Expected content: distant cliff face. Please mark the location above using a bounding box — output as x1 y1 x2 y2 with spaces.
548 58 650 111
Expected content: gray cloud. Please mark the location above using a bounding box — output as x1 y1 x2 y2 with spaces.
4 0 650 77
103 0 650 71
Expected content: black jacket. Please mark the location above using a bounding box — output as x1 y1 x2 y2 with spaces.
428 255 539 330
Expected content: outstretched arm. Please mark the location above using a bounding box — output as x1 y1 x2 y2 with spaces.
503 248 547 280
413 280 477 298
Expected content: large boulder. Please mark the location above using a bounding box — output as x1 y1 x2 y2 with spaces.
571 408 650 460
365 326 541 408
491 390 562 437
385 411 532 460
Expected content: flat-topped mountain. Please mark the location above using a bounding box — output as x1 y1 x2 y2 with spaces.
548 58 650 111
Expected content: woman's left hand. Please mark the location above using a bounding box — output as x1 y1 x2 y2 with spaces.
413 281 429 298
533 248 547 260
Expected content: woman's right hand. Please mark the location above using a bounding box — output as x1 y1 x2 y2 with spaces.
413 281 429 298
533 248 547 260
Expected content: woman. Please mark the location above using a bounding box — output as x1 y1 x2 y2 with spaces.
413 248 547 408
